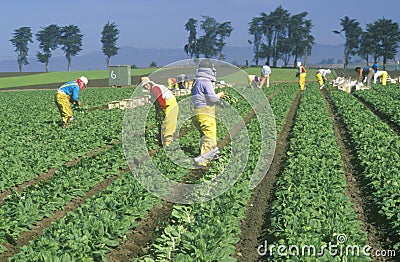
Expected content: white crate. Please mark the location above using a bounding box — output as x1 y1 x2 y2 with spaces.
108 101 120 109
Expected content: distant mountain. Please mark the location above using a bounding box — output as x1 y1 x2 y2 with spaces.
0 44 348 72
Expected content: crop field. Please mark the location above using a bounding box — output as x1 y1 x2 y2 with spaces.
0 68 399 261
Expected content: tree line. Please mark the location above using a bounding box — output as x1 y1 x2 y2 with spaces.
334 16 400 70
9 6 400 72
10 22 119 72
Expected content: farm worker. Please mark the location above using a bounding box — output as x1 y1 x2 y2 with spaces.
259 62 271 88
176 73 186 89
248 74 263 88
55 76 88 128
315 69 331 89
167 77 178 90
185 74 193 89
191 59 226 167
373 70 388 86
355 67 374 88
296 62 307 90
141 76 178 147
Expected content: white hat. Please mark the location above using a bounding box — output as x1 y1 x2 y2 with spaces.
327 69 331 74
297 62 302 67
79 76 88 85
140 76 151 87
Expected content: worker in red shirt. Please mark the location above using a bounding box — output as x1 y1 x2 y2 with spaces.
141 76 178 147
296 62 307 90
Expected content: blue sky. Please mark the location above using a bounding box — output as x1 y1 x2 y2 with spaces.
1 0 399 60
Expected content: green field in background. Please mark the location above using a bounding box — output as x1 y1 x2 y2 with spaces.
0 67 340 89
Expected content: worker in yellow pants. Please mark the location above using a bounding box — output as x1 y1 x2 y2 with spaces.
141 77 179 147
296 62 307 90
315 69 331 89
55 76 88 128
374 70 388 86
191 59 225 167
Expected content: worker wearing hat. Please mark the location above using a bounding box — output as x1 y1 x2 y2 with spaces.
55 76 88 128
141 76 178 147
296 62 307 90
316 68 331 89
191 59 225 167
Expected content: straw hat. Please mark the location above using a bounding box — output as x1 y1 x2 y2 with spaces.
140 77 151 87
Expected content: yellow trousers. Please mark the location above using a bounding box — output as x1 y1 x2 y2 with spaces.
382 71 388 86
55 93 73 127
192 106 217 156
161 97 178 146
316 73 323 86
298 73 306 90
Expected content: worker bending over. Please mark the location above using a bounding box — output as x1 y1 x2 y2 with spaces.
55 76 88 128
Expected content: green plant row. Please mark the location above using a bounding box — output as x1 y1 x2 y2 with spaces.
353 86 400 128
267 87 368 261
136 84 296 261
0 90 128 192
7 88 233 260
0 144 127 254
328 89 400 250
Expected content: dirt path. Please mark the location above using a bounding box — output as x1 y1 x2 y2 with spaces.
322 89 393 262
234 91 302 261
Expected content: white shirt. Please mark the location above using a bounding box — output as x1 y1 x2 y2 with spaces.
317 69 331 77
262 65 271 75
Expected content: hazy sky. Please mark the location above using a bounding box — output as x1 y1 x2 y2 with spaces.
1 0 399 60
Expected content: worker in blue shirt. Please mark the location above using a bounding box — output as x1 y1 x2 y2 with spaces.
55 76 88 128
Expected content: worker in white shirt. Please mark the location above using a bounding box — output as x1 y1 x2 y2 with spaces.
316 69 331 89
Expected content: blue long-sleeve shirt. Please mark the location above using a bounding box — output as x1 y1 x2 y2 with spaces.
58 81 80 102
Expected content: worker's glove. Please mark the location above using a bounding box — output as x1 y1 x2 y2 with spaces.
73 101 83 107
295 72 300 77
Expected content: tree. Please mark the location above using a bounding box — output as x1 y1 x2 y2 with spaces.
10 27 33 72
269 6 290 67
59 25 83 72
366 18 400 69
198 16 220 58
101 21 120 68
248 17 263 66
334 16 362 69
290 12 314 67
36 24 61 72
216 22 233 60
184 18 199 58
186 16 233 59
358 31 375 65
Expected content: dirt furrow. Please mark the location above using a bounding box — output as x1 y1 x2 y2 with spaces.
322 89 393 262
234 90 302 261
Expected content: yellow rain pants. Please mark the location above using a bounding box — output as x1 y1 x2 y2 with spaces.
192 105 217 157
161 97 179 146
298 73 306 90
382 71 388 86
316 73 323 87
55 92 73 127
